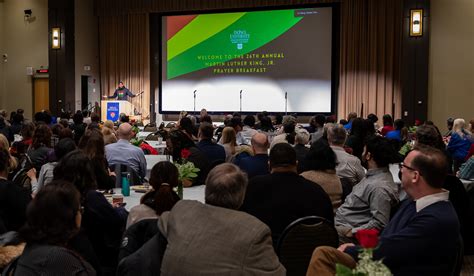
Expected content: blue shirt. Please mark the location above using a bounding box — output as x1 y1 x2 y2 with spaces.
386 129 401 141
105 139 147 178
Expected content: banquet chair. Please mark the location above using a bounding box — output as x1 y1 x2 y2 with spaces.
276 216 339 276
145 133 161 141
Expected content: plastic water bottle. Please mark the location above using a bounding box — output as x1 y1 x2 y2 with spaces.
122 172 130 196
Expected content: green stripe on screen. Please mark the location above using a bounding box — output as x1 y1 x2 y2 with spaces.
167 13 246 61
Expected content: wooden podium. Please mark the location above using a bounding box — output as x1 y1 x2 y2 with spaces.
101 100 134 122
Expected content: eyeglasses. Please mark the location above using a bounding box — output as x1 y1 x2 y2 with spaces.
399 162 422 175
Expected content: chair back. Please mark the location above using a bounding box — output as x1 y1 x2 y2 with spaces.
276 216 339 276
143 123 157 132
110 164 143 187
339 177 354 203
145 133 161 141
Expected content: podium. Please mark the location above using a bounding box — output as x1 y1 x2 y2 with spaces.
101 100 134 122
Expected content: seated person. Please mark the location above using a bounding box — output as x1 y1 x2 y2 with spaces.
327 124 365 185
307 146 461 276
167 130 210 186
14 181 95 275
196 123 225 165
233 132 270 179
105 123 147 180
458 155 474 180
240 143 333 246
301 140 343 212
335 136 399 243
0 148 31 233
119 164 285 275
54 150 127 271
126 161 180 228
294 128 310 173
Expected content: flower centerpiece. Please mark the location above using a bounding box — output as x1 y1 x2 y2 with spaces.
336 229 392 276
173 148 200 198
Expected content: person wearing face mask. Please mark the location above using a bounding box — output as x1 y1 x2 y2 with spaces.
334 136 400 244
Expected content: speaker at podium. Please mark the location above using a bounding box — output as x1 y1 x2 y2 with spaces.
101 100 135 122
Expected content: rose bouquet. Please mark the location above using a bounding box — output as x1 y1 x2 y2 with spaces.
173 148 200 198
336 229 392 276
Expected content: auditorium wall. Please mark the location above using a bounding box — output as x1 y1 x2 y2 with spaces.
429 0 474 131
74 0 100 112
0 0 48 120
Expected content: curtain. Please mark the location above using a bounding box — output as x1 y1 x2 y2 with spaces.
99 14 150 119
97 0 402 121
338 0 402 120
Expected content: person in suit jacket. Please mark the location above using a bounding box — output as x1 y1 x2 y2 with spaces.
240 143 334 247
157 163 285 275
307 145 461 276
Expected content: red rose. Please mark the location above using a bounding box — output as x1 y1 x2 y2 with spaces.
355 229 379 248
180 148 191 159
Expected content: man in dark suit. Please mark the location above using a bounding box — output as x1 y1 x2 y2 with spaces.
233 132 270 179
240 143 334 246
307 145 461 276
196 122 225 166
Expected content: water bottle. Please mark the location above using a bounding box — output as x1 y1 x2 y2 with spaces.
121 172 130 196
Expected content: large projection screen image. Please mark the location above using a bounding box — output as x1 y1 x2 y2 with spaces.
160 7 335 114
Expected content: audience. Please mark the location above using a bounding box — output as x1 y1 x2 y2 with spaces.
105 123 147 180
14 181 95 275
310 114 326 142
240 143 333 246
307 146 461 276
327 124 365 185
196 122 225 165
335 136 399 243
233 132 270 179
294 128 310 173
0 148 31 233
240 115 258 145
2 106 473 275
301 140 343 212
447 118 472 173
28 137 76 194
343 112 357 131
380 114 394 136
79 129 115 190
27 123 53 174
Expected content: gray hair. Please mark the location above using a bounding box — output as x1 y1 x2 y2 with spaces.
295 128 310 145
205 163 248 210
327 124 347 146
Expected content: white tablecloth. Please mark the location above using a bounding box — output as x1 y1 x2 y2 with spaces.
145 155 171 178
115 185 205 211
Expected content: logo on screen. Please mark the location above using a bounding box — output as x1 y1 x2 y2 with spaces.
230 30 249 50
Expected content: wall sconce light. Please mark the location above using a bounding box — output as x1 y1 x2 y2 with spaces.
410 9 423 37
52 27 61 49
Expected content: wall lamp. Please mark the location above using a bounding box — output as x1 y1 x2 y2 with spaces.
410 9 423 37
52 27 61 49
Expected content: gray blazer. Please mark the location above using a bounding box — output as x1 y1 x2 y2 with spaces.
158 200 286 276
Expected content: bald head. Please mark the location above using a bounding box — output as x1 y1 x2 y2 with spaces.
117 123 133 140
251 133 269 154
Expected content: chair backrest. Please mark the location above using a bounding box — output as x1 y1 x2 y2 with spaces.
143 125 158 132
339 177 354 204
276 216 339 276
110 164 143 187
145 133 161 141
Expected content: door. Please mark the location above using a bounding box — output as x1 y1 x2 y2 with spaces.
33 78 49 113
